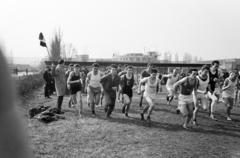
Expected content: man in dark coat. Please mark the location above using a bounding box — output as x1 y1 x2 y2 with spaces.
43 66 52 98
100 64 120 118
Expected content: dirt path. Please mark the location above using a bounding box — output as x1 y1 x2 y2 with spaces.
25 88 240 158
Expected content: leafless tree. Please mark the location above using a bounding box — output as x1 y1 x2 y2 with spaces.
62 43 78 61
49 29 63 61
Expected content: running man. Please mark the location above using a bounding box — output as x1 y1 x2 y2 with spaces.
100 64 120 118
117 64 128 103
138 68 161 122
118 64 128 76
207 60 220 120
100 66 111 106
161 68 180 105
222 70 238 121
120 65 135 117
172 69 199 129
86 63 104 115
65 64 74 107
67 64 83 116
192 65 210 125
139 63 153 107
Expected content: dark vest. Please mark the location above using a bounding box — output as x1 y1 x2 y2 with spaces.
209 69 219 92
70 72 81 89
122 74 134 91
180 77 197 95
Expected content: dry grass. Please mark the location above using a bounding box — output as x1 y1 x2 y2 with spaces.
23 87 240 158
15 73 44 96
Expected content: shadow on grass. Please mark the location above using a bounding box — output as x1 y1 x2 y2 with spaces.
77 107 240 139
59 96 240 139
229 112 240 117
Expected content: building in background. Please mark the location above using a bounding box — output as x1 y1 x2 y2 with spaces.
72 54 89 62
112 51 159 63
220 59 240 70
200 58 240 70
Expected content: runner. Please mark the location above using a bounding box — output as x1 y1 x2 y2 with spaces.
120 66 135 117
222 70 238 121
118 64 128 76
80 67 88 94
117 64 122 74
192 65 210 126
100 64 120 118
86 63 104 115
65 64 74 80
207 60 220 120
100 66 111 106
65 64 74 107
172 69 199 129
118 64 130 103
138 68 161 122
67 64 83 117
161 68 180 105
139 63 152 107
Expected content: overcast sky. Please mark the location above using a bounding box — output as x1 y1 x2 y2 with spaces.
0 0 240 60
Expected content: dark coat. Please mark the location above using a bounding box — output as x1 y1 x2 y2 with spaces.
100 74 120 97
43 70 52 84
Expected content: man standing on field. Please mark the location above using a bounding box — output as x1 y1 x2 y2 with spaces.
52 59 66 114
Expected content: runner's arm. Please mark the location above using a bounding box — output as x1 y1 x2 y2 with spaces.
222 79 230 91
160 74 171 82
193 79 199 97
85 72 91 86
67 72 81 84
137 77 148 93
172 77 187 91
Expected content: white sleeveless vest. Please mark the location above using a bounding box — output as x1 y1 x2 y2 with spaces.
166 74 179 89
89 71 101 88
196 75 209 93
222 78 237 98
144 77 159 97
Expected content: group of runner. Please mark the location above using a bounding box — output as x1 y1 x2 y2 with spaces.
48 59 240 129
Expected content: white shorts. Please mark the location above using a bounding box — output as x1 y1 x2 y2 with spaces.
195 93 208 110
178 94 194 116
144 92 157 107
166 85 173 92
206 91 219 102
178 94 194 105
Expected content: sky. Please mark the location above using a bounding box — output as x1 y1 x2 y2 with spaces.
0 0 240 62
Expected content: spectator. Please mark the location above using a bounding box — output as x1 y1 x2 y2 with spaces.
43 66 52 98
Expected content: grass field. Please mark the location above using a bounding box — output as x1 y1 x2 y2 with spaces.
23 87 240 158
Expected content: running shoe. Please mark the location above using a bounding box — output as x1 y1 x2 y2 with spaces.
210 114 217 120
227 117 232 121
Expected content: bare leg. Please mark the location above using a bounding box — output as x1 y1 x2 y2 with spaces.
78 92 83 117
